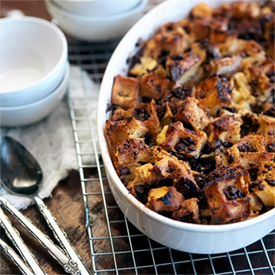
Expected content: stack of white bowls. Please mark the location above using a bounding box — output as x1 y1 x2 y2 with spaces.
45 0 149 41
0 16 69 127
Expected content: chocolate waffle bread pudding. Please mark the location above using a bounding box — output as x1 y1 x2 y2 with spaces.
105 1 275 225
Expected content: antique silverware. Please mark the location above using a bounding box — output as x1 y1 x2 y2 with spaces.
0 207 44 275
0 136 90 275
0 238 35 275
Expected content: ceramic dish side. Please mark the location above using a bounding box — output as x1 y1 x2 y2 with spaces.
45 0 148 42
97 0 275 254
52 0 141 17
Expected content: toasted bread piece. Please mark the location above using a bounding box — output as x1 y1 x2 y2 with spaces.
131 100 160 137
208 115 241 144
115 138 151 166
146 186 183 213
157 121 207 159
143 22 189 60
172 198 201 224
140 72 172 100
227 135 275 169
166 52 202 86
196 75 233 116
210 55 242 76
175 97 211 131
105 118 148 160
258 113 275 137
252 161 275 207
204 165 252 224
111 75 140 108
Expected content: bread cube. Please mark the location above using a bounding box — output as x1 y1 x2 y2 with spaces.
105 118 148 160
111 75 140 108
143 22 189 60
175 97 211 131
210 55 242 76
172 198 201 224
252 161 275 207
115 138 151 166
166 52 202 86
257 106 275 136
157 121 207 159
129 57 165 77
196 75 233 117
146 186 183 213
227 135 275 169
208 115 241 144
204 165 252 224
140 72 172 100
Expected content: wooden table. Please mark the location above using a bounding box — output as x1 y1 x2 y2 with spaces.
0 2 91 274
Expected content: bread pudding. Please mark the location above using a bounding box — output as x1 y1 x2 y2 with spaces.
105 1 275 225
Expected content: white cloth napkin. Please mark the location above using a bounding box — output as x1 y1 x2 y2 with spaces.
0 65 100 209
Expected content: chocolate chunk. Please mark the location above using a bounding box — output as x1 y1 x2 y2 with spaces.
188 145 196 152
266 178 275 186
237 144 257 152
171 85 193 99
133 107 150 121
258 184 265 190
135 185 144 194
223 142 233 147
248 168 258 181
228 154 235 164
267 71 275 83
264 164 272 171
171 54 184 61
175 142 186 152
250 180 261 188
263 105 275 117
120 166 131 176
267 143 275 152
224 186 244 200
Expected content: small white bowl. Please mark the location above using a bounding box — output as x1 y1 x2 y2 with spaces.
0 63 69 127
0 16 68 107
45 0 148 41
53 0 141 17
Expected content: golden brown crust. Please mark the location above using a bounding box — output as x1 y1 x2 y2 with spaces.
111 75 140 108
105 1 275 225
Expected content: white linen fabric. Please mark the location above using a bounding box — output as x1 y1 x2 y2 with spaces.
0 65 99 209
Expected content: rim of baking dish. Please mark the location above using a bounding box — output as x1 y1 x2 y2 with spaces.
97 0 275 234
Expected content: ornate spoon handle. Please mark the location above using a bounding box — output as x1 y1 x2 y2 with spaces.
34 196 91 275
0 198 80 275
0 238 35 275
0 208 44 275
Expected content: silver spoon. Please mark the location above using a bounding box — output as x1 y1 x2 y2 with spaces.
0 136 90 275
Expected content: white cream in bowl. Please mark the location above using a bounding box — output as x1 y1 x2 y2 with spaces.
0 16 68 107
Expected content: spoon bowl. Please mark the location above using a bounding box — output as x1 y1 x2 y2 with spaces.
0 136 42 195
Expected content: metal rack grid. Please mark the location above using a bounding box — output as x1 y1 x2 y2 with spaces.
66 2 275 275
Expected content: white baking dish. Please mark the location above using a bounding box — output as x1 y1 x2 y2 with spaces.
97 0 275 254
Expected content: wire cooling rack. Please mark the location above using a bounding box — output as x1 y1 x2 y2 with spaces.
66 1 275 274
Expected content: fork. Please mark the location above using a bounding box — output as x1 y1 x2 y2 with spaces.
0 198 81 275
0 238 34 275
0 207 45 275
